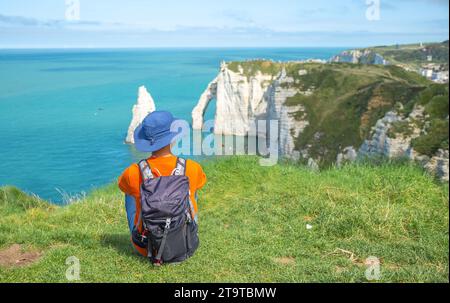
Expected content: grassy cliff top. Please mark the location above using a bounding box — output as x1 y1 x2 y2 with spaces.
226 60 431 86
226 59 448 165
282 63 448 164
227 60 283 78
226 41 449 77
0 157 448 282
370 41 449 69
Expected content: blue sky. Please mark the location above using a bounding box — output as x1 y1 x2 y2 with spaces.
0 0 448 48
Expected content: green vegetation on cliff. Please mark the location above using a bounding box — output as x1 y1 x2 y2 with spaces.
227 60 282 78
411 85 449 156
373 41 449 70
282 63 436 165
0 157 448 282
227 57 448 167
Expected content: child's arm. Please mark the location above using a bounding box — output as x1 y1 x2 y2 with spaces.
124 194 136 233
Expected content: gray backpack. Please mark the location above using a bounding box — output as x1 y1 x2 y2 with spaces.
132 158 199 266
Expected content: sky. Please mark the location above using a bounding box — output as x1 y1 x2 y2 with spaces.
0 0 448 48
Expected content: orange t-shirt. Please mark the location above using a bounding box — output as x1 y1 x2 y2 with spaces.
118 155 206 255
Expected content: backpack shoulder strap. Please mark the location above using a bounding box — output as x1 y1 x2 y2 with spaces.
135 160 153 235
138 159 154 183
172 157 186 176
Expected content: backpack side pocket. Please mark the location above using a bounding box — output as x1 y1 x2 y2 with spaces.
186 221 199 257
149 222 188 263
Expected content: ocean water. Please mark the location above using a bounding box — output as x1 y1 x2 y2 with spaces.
0 48 345 203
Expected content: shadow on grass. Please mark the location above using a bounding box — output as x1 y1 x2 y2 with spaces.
100 233 147 263
100 233 195 270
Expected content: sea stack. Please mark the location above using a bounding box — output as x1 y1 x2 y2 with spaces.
125 86 156 144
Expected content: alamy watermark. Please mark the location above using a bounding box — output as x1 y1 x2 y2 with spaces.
65 0 81 21
65 256 81 281
366 0 381 21
170 119 280 166
365 256 381 281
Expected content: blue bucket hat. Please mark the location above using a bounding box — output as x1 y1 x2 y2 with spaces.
134 111 182 152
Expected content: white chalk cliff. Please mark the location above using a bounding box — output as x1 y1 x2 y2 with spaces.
331 49 388 65
358 107 449 182
192 61 449 181
192 62 310 157
192 62 273 136
358 109 422 159
125 86 156 144
266 68 310 158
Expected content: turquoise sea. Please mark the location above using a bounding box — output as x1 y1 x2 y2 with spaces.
0 48 346 203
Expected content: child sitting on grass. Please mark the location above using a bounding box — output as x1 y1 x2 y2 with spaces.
118 111 206 258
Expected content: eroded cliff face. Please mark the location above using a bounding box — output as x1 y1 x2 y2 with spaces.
357 107 449 182
266 69 310 158
359 108 423 159
192 62 273 136
192 63 310 157
192 61 449 182
125 86 156 144
331 49 388 65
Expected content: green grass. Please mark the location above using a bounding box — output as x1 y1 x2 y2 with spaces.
365 41 449 71
0 157 448 282
227 60 282 79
